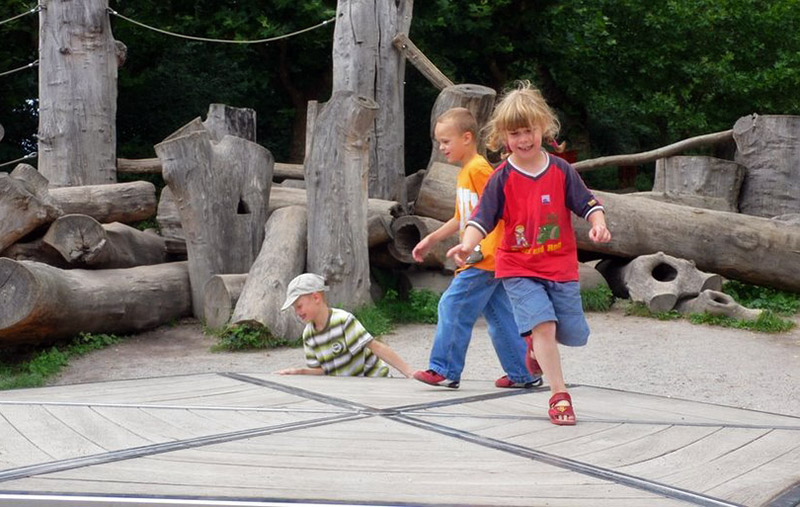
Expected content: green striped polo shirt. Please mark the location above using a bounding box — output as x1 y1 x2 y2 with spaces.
302 308 389 377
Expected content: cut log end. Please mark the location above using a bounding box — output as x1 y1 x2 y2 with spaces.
0 259 37 330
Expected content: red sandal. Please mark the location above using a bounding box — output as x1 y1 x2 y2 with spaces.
523 335 543 376
549 392 576 426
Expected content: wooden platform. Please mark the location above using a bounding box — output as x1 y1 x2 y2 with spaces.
0 374 798 507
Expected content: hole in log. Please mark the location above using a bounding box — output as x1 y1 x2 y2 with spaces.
393 223 422 254
651 263 678 282
712 294 727 303
237 198 251 215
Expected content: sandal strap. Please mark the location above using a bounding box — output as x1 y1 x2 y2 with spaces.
549 391 572 407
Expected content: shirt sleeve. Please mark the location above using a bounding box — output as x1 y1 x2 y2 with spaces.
343 313 373 356
302 327 322 369
563 162 604 219
467 163 507 237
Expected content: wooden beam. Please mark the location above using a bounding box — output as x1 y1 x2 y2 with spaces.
117 157 162 174
574 130 734 172
392 33 454 91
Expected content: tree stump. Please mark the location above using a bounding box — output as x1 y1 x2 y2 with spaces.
156 186 184 242
414 162 460 222
332 0 413 201
43 214 168 268
650 155 745 212
574 191 800 292
734 114 800 217
203 274 248 330
203 103 257 143
0 165 62 252
49 181 157 224
0 259 191 344
305 91 378 308
426 84 496 169
156 129 274 318
38 0 118 186
230 206 308 339
388 215 458 271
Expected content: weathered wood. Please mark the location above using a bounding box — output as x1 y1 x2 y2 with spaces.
274 162 305 180
305 100 322 161
388 215 457 271
405 169 426 204
203 103 257 143
0 165 62 252
392 33 454 90
156 129 274 318
648 156 746 212
734 114 800 217
1 237 70 269
42 214 168 268
231 206 307 339
49 180 157 224
427 84 496 169
203 274 248 331
573 130 734 173
305 91 377 307
414 162 459 222
38 0 117 186
0 259 191 344
117 158 161 175
156 186 183 241
573 191 800 292
332 0 412 200
0 122 4 142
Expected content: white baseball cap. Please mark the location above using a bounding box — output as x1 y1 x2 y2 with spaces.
281 273 329 311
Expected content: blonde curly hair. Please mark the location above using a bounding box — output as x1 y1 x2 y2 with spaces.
484 80 560 153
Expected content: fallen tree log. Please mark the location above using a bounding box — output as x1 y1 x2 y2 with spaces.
231 206 307 340
0 259 192 344
649 155 745 213
0 164 62 252
156 128 273 318
203 274 248 330
1 237 70 269
42 214 168 268
388 215 457 271
49 180 157 224
573 191 800 292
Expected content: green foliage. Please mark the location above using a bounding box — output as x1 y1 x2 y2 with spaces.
211 323 300 351
625 302 682 321
356 288 441 337
581 285 614 312
722 280 800 316
688 310 795 333
0 333 121 391
352 304 394 338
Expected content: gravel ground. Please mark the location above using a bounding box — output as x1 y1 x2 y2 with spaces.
51 305 800 417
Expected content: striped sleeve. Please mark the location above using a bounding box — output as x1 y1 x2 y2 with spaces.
342 312 373 355
302 325 322 369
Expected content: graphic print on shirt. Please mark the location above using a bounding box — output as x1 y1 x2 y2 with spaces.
513 224 530 249
456 187 479 233
536 213 561 245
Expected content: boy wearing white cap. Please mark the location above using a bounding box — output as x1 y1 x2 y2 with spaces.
276 273 413 378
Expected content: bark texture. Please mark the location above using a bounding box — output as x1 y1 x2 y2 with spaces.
651 156 745 212
38 0 118 186
203 274 248 331
49 181 157 224
0 259 191 344
414 162 460 222
0 164 62 252
388 215 457 271
231 206 308 340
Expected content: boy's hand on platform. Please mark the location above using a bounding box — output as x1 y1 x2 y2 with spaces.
275 368 302 375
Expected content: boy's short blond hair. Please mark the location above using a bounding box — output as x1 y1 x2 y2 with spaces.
436 107 478 138
485 81 560 152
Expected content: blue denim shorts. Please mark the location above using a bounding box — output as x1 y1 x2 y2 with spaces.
502 277 589 347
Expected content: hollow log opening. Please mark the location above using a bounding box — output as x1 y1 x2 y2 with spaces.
393 223 422 254
651 263 678 282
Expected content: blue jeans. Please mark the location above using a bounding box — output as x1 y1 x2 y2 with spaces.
428 267 533 383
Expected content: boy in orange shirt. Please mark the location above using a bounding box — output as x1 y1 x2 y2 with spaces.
411 108 540 389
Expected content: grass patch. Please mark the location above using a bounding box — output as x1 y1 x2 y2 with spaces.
688 310 795 333
581 285 614 312
0 332 121 390
210 323 301 352
722 280 800 316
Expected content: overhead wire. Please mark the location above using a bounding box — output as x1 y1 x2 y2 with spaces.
0 4 40 27
0 152 37 168
0 59 38 78
107 8 335 45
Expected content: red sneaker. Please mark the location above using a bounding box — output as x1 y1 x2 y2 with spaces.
495 375 543 389
413 369 460 388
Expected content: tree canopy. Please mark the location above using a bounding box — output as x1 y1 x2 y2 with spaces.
2 0 799 184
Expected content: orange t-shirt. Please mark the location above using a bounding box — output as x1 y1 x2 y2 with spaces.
453 154 504 272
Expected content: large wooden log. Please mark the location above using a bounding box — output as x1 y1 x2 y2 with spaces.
38 0 117 186
0 164 62 252
1 237 70 269
573 191 800 292
0 259 192 344
426 84 496 169
42 214 168 268
306 91 377 307
332 0 412 200
156 129 273 318
203 274 248 331
49 181 157 224
231 206 307 339
388 215 457 271
392 33 454 90
734 114 800 217
414 162 459 222
648 156 745 212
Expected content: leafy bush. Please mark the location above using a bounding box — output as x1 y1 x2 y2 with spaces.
722 280 800 316
212 324 300 352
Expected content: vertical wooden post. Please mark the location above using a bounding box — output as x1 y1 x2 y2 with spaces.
305 92 378 308
38 0 118 186
331 0 413 201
